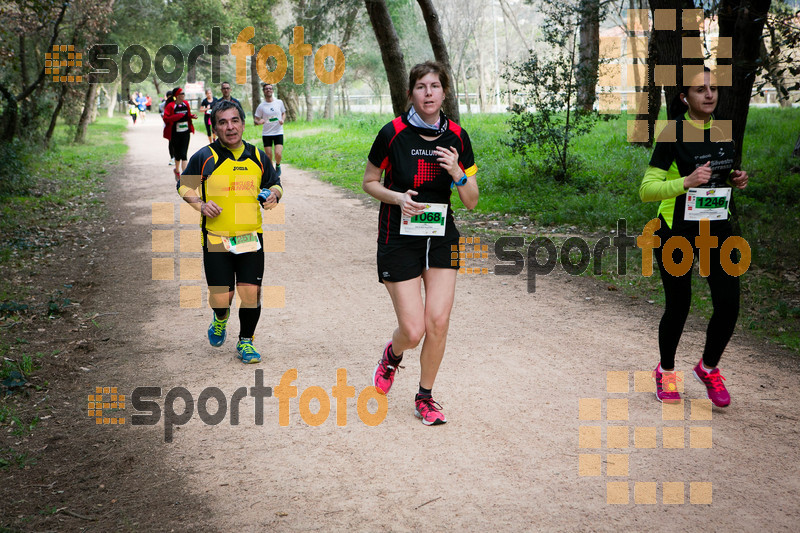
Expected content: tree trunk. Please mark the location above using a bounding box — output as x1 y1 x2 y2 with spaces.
325 83 334 119
416 0 460 122
649 0 699 120
338 5 359 118
250 53 261 115
477 41 486 113
793 132 800 158
121 72 131 110
717 0 772 167
461 70 471 114
151 74 160 97
503 6 513 108
1 0 68 142
90 86 99 123
304 87 313 122
498 0 531 50
74 83 99 143
19 35 30 90
629 0 649 145
644 35 662 147
45 83 69 147
365 0 409 117
107 80 118 118
0 85 18 142
282 86 298 122
577 0 600 112
760 29 791 107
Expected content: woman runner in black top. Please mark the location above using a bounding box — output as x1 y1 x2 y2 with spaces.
363 61 479 426
199 88 218 144
640 67 749 407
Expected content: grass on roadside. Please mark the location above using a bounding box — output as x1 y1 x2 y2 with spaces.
0 116 128 463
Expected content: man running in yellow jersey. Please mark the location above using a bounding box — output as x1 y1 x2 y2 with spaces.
177 100 283 363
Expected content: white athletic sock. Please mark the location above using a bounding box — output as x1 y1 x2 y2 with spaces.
659 364 674 373
702 363 715 373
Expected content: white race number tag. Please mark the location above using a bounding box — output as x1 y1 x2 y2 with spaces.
400 203 448 236
684 187 731 221
221 232 261 254
175 122 189 133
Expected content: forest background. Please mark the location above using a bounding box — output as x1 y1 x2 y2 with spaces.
1 0 799 372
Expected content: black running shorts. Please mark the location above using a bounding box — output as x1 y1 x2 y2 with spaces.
376 235 460 283
203 233 265 292
170 131 191 161
262 134 284 148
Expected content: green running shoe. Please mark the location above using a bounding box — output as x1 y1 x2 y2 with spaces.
236 337 261 364
208 314 228 347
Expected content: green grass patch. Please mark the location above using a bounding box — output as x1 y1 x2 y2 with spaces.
0 446 36 470
279 109 800 353
0 117 127 273
0 117 128 437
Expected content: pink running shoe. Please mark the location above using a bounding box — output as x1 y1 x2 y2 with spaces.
373 342 402 395
414 395 447 425
652 364 682 403
693 361 730 407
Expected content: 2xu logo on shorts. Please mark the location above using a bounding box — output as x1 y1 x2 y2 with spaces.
131 369 387 443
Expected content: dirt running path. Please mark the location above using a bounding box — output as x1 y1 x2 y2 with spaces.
95 119 799 530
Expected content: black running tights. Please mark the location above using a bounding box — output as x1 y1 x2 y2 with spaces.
653 232 740 370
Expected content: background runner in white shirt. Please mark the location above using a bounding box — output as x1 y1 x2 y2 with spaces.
253 83 287 177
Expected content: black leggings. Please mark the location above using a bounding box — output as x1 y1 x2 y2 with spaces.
170 131 191 160
653 222 740 370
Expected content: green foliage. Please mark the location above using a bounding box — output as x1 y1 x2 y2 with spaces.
0 140 34 197
503 2 598 182
0 117 126 324
0 446 35 470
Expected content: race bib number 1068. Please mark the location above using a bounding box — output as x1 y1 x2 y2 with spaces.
400 203 448 236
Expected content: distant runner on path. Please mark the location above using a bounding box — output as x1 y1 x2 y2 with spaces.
160 90 175 166
199 88 218 144
253 83 286 177
163 87 197 181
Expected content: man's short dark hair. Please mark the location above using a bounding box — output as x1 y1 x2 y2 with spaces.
210 99 245 128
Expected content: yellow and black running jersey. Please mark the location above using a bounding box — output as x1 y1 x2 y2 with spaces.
179 140 281 238
368 113 477 244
